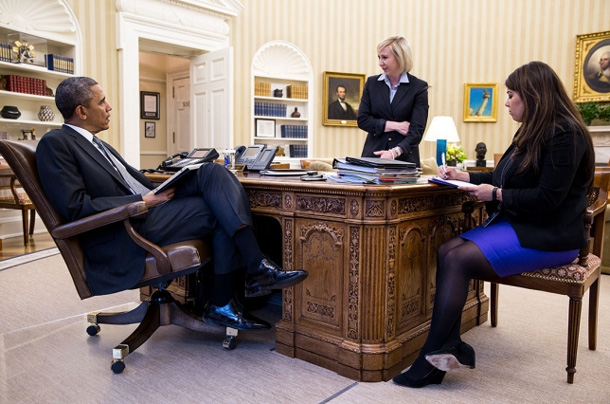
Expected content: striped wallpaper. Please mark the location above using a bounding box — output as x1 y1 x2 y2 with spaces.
63 0 609 162
230 0 610 162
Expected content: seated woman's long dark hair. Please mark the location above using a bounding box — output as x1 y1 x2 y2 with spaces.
505 61 594 191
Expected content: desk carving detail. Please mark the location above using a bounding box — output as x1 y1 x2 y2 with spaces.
247 189 282 209
348 226 360 339
296 195 345 215
365 200 385 217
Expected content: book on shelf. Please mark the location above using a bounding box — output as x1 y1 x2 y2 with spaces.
254 101 287 117
45 54 74 74
280 124 308 138
289 144 308 158
286 84 308 99
4 74 47 96
254 81 271 97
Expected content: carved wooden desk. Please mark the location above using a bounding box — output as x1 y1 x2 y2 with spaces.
236 173 488 382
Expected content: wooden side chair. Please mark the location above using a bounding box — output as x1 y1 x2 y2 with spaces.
0 140 237 374
463 167 609 383
0 163 36 246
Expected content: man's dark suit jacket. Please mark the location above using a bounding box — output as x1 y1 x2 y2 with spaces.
37 125 153 295
357 73 429 166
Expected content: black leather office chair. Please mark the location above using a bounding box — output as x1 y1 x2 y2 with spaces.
0 140 237 373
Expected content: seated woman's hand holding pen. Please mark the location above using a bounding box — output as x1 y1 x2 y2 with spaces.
437 165 499 202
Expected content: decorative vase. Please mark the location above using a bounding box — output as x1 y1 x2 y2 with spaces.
0 105 21 119
291 107 301 118
38 105 55 122
447 160 457 166
273 89 283 98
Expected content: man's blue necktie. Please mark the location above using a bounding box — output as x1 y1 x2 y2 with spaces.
92 137 150 196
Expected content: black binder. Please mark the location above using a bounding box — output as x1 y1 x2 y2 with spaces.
344 156 416 169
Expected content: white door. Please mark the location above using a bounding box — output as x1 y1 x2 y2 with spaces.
167 73 192 156
190 47 234 151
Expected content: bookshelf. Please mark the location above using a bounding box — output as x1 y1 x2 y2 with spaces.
251 41 313 166
0 27 76 139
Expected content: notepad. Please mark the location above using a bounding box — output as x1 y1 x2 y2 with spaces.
153 163 203 194
428 177 475 188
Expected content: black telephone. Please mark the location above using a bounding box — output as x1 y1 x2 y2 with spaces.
160 148 219 171
234 145 277 171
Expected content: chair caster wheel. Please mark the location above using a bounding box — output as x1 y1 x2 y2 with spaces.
111 359 125 374
223 336 237 350
86 324 100 336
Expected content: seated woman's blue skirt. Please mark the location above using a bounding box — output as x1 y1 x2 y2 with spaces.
460 217 579 277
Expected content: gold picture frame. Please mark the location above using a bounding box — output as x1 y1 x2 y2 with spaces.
573 30 610 102
322 71 365 127
463 83 498 122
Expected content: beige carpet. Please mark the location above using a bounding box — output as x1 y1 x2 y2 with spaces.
1 254 609 404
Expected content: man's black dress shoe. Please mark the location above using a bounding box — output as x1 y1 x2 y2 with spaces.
245 257 308 298
392 367 446 388
425 341 476 371
202 298 271 331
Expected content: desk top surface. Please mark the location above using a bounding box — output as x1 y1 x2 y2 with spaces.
145 170 460 196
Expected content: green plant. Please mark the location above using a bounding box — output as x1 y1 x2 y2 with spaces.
576 102 610 125
446 144 466 163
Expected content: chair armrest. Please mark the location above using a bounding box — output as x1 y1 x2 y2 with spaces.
51 201 173 274
588 198 606 219
51 201 149 239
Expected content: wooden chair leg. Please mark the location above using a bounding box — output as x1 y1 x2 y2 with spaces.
588 277 599 351
490 282 499 327
566 296 583 384
21 209 28 246
29 209 35 236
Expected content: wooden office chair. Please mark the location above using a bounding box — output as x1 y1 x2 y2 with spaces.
463 167 609 383
0 164 36 246
0 140 237 374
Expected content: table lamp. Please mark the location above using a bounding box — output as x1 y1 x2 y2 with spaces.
423 116 460 165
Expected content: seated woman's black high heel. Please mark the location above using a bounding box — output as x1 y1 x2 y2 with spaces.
392 367 446 388
425 341 476 371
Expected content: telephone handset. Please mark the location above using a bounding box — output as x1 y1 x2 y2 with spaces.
234 145 277 171
160 148 219 171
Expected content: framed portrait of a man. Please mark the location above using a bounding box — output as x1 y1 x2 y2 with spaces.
323 71 365 127
573 30 610 102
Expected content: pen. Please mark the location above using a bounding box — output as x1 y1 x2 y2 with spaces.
441 153 447 178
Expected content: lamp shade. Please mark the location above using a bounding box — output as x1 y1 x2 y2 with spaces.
423 116 460 165
423 116 460 143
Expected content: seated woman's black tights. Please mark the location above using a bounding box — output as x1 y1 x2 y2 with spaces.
405 237 498 379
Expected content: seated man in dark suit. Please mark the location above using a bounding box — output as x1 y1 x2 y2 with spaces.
36 76 308 331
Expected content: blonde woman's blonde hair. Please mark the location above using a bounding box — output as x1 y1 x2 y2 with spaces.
377 36 413 73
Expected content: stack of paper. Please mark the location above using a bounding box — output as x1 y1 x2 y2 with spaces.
331 157 421 184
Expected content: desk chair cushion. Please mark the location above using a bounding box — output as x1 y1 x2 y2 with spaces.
521 253 600 283
138 239 210 287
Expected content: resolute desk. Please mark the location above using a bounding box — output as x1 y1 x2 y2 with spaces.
147 171 489 382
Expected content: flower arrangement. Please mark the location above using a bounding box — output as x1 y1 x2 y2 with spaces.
446 144 466 164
